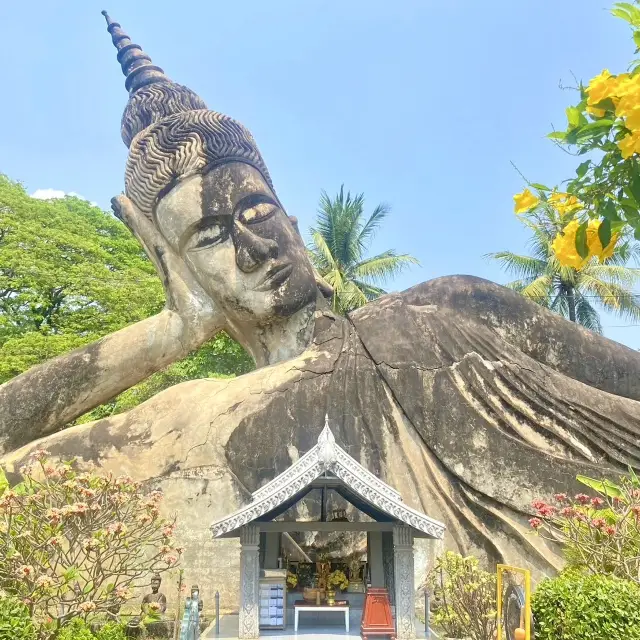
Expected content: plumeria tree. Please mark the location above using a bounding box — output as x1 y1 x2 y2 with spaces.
528 474 640 584
0 450 182 639
427 551 497 640
512 1 640 268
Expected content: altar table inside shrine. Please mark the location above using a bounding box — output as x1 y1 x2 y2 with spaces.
293 600 350 632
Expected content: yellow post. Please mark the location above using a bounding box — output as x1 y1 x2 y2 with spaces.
496 565 503 640
496 564 531 640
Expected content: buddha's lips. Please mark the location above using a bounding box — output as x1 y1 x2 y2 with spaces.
255 262 293 291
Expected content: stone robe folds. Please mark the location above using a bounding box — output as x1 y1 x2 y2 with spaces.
3 275 640 603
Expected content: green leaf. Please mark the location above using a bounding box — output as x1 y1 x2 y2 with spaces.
599 200 621 222
0 469 8 496
548 130 567 141
83 581 94 594
575 161 591 179
575 221 589 259
575 120 616 141
628 466 640 488
577 474 626 500
616 2 640 24
566 106 582 128
627 173 640 205
612 6 634 23
63 567 80 582
634 31 640 48
530 183 551 191
13 482 27 496
598 218 612 249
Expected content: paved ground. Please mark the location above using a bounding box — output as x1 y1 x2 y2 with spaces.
203 612 435 638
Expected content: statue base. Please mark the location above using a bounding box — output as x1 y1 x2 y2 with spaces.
347 580 365 593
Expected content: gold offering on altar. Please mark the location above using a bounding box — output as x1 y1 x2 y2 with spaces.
347 552 365 593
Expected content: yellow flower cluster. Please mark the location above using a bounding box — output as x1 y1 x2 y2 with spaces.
548 191 582 216
513 188 539 213
513 189 581 216
586 69 640 158
328 569 349 591
551 219 618 270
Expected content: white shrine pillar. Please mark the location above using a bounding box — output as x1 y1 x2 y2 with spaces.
393 525 416 640
239 524 260 639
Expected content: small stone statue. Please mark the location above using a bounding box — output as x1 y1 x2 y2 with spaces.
141 573 167 614
190 585 203 613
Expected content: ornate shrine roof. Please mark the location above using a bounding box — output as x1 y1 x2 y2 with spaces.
210 416 445 539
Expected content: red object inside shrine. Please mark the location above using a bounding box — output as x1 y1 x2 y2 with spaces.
360 587 396 639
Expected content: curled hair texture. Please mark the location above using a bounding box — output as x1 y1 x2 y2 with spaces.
125 109 273 216
121 81 208 147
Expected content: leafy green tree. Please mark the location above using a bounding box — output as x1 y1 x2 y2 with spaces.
0 175 252 419
78 334 252 423
0 175 164 379
488 207 640 332
307 186 419 313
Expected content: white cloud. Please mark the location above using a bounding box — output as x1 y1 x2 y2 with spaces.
31 188 67 200
31 189 98 207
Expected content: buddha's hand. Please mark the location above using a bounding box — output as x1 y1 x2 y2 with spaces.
111 194 224 348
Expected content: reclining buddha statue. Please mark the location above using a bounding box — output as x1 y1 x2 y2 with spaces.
1 10 640 601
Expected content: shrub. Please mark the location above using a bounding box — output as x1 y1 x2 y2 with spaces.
427 551 496 640
55 618 94 640
94 622 127 640
0 595 36 640
0 451 183 639
532 572 640 640
528 474 640 583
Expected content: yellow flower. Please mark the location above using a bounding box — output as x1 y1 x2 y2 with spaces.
551 219 589 270
614 76 640 115
587 69 614 105
625 107 640 132
586 105 607 118
548 191 582 215
618 132 640 159
588 71 638 112
548 191 568 204
586 219 619 263
513 188 539 214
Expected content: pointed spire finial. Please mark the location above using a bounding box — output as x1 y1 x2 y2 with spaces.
318 415 336 469
101 10 169 93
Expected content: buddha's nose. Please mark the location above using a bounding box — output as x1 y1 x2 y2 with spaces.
233 221 279 272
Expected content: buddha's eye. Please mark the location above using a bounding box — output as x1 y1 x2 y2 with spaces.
238 201 278 225
188 219 230 251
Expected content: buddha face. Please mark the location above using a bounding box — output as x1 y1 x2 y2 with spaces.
154 162 317 323
151 578 161 593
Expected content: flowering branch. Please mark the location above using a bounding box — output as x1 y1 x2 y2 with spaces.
0 450 183 639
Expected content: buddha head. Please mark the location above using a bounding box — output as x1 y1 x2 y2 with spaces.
151 573 162 594
102 12 323 332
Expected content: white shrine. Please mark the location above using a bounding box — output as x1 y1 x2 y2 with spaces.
210 417 445 639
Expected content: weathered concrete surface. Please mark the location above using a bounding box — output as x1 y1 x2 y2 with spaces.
4 276 639 608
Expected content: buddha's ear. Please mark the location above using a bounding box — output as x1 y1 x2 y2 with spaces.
288 215 334 301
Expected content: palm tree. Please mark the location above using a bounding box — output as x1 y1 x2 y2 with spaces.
307 186 419 314
487 208 640 333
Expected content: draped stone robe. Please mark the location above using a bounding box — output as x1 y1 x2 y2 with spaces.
3 275 640 604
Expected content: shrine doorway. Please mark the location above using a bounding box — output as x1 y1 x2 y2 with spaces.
210 418 445 640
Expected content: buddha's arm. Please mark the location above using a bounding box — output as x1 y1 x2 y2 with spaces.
402 275 640 401
0 310 197 454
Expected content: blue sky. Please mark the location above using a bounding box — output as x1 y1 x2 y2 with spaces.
1 1 638 347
